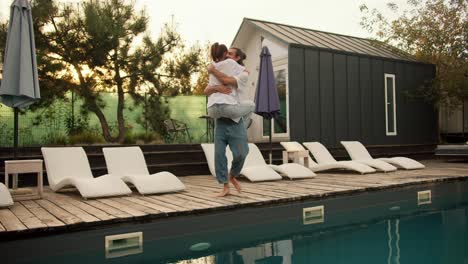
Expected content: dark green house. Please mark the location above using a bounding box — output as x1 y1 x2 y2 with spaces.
232 18 437 148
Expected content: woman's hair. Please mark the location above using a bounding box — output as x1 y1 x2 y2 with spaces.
210 42 228 62
231 47 247 66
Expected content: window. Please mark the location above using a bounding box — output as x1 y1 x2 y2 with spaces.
263 64 289 138
385 74 397 136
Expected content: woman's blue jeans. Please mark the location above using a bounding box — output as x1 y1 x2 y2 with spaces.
214 118 249 184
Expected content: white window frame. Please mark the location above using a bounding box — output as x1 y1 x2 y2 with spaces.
262 60 290 139
384 74 397 136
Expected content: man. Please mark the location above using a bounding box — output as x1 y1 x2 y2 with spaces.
204 47 249 197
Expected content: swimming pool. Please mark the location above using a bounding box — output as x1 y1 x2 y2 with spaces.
2 180 468 263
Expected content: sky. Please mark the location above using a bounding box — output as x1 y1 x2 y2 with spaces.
0 0 408 47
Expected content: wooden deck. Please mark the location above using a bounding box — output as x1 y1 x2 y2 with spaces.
1 160 467 238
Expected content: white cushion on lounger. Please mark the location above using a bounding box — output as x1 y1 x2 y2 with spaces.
241 166 282 182
281 141 375 174
303 142 376 174
340 141 398 172
246 144 315 179
269 163 316 179
279 141 305 152
379 157 425 170
103 147 185 195
0 183 13 207
342 141 424 170
42 147 132 199
201 143 283 182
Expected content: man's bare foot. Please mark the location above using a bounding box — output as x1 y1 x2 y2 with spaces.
217 184 230 197
229 175 242 193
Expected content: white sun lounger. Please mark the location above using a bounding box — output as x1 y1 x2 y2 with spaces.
41 147 132 199
341 141 424 170
340 141 419 172
0 183 13 207
201 143 314 182
103 147 185 195
281 142 376 174
301 142 376 174
246 144 315 179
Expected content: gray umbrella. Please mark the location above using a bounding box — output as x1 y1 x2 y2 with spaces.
254 46 280 164
0 0 40 157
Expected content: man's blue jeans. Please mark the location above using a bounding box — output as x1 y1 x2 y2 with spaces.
214 118 249 184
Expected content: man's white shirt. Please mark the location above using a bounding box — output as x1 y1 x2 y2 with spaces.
207 59 245 108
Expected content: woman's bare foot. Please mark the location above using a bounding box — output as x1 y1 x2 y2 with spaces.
229 175 242 193
217 184 230 197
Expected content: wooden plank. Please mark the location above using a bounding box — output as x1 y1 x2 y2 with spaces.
114 196 165 215
84 200 132 219
98 198 149 217
129 196 181 213
35 200 82 225
55 196 116 221
21 201 64 228
0 222 5 232
175 193 232 207
43 193 99 223
0 209 27 231
187 180 287 200
250 181 327 194
184 184 262 204
151 194 209 210
180 188 239 206
10 203 47 229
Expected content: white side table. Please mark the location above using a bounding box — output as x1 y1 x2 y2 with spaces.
5 159 43 201
282 150 310 168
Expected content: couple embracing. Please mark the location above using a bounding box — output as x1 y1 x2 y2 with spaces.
204 43 255 197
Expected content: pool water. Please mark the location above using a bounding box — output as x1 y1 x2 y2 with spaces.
2 180 468 264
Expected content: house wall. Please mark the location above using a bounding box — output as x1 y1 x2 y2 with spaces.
289 45 437 147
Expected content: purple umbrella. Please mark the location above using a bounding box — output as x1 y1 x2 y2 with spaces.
255 46 280 164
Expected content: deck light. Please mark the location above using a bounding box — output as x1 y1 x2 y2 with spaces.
418 190 432 205
190 242 211 251
303 205 325 225
105 231 143 258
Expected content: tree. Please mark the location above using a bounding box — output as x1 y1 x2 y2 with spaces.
0 0 203 143
191 43 211 95
360 0 467 110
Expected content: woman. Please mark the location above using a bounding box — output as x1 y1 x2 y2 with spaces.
206 43 255 126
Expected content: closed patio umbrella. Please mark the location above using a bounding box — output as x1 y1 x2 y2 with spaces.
0 0 40 157
254 46 280 164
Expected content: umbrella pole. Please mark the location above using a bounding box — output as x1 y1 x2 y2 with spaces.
269 118 272 164
13 107 18 159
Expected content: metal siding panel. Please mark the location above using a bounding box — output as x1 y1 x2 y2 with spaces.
323 33 369 55
404 63 419 143
306 30 344 51
425 66 438 143
359 57 372 145
266 23 310 45
395 62 411 144
251 21 297 44
347 56 361 140
319 51 335 147
334 54 348 145
304 49 321 141
290 28 329 49
288 47 306 141
419 65 438 143
277 25 317 47
249 19 418 62
371 59 385 145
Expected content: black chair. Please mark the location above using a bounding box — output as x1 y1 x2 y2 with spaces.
164 119 192 143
